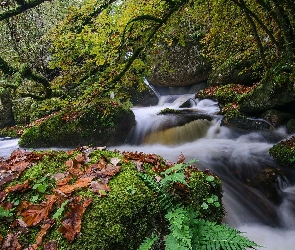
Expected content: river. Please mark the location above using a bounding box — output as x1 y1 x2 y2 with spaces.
1 95 295 249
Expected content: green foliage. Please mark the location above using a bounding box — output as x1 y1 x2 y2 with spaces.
138 161 260 250
269 136 295 168
158 108 181 115
0 207 14 218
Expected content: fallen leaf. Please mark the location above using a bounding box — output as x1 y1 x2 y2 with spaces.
1 233 22 250
55 177 94 196
90 181 111 195
21 195 56 227
35 220 55 246
43 240 57 250
59 197 92 242
5 180 30 193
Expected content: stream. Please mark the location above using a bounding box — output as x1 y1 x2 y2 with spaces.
1 94 295 249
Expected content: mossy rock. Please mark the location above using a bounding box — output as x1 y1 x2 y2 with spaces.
269 136 295 168
240 60 295 113
0 148 224 249
18 106 135 148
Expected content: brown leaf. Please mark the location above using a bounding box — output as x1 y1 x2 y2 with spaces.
65 159 84 177
59 197 92 242
1 233 22 250
0 191 8 203
24 244 38 250
90 181 111 195
21 195 56 227
5 180 30 193
75 154 85 164
0 171 16 188
0 201 13 210
35 220 55 246
43 241 57 250
55 174 72 186
55 177 94 196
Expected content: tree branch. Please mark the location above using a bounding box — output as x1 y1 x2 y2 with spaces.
0 0 49 21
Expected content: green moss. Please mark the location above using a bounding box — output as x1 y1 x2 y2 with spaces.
189 171 224 223
1 148 225 249
269 136 295 168
18 104 135 148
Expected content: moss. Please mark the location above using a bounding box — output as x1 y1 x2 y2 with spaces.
158 108 181 115
269 136 295 168
18 105 135 148
189 171 224 223
0 148 225 249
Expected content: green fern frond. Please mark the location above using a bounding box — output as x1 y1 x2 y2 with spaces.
138 235 159 250
194 219 262 250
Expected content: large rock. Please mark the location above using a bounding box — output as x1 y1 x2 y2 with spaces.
19 106 136 148
146 41 211 87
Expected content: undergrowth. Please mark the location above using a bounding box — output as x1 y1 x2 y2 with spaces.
138 160 261 250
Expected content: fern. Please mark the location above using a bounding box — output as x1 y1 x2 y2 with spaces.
138 161 262 250
165 206 261 250
138 235 159 250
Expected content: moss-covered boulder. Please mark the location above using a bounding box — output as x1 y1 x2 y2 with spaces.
18 104 135 148
269 136 295 168
0 148 224 250
262 109 294 128
239 60 295 113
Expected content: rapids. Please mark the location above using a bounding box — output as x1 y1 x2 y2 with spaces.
1 94 295 249
110 95 295 250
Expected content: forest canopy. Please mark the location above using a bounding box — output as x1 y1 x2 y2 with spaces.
0 0 294 128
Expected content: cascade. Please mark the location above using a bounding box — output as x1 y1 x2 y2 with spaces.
1 87 295 249
111 89 295 250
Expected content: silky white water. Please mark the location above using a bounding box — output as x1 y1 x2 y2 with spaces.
1 96 295 249
110 96 295 250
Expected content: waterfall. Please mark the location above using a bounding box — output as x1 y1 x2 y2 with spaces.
1 89 295 249
110 93 295 250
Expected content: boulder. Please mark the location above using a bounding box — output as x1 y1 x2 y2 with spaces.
19 106 136 148
146 41 211 87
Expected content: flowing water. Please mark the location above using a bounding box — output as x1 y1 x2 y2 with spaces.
110 95 295 250
1 93 295 249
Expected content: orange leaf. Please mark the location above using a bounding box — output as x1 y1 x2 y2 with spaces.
21 195 56 227
55 177 94 196
35 220 55 246
59 197 92 242
5 180 30 193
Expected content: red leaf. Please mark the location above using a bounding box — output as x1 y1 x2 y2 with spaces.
59 196 92 242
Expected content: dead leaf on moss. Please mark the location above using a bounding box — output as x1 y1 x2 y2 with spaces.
1 233 22 250
0 191 8 202
35 220 55 246
90 181 111 196
55 177 94 196
43 240 57 250
59 196 92 242
5 180 30 193
21 195 56 227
